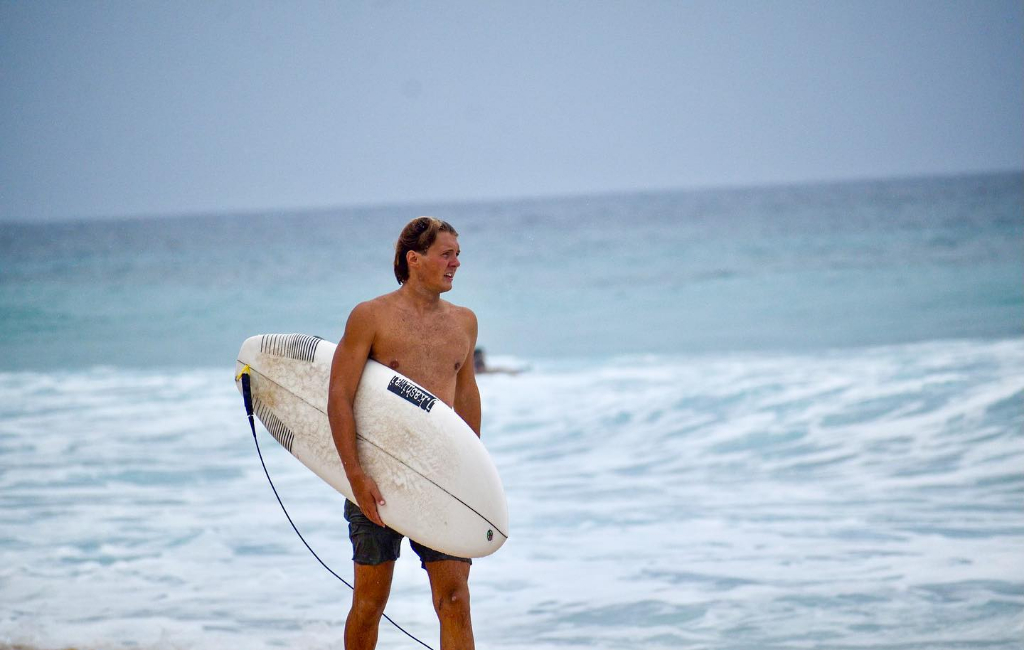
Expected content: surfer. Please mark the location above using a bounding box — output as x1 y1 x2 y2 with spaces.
474 347 523 375
328 216 481 650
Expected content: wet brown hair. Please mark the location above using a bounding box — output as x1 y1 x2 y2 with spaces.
394 216 459 285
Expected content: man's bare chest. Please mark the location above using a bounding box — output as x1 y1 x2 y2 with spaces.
371 313 470 385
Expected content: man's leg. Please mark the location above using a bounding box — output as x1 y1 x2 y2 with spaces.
345 560 395 650
424 559 474 650
343 500 403 650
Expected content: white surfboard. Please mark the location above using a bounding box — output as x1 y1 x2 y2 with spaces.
235 333 508 558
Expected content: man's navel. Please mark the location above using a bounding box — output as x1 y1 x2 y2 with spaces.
389 360 400 370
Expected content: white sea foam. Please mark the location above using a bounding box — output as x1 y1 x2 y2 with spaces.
1 338 1022 649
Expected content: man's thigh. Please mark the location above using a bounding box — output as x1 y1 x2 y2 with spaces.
351 560 396 609
409 538 472 568
345 499 403 565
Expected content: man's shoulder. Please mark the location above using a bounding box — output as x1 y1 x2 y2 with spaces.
351 292 399 316
345 294 394 335
443 301 477 329
440 299 473 315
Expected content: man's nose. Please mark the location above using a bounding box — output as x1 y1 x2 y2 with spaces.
451 257 460 268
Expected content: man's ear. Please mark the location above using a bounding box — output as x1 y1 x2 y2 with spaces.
406 249 418 269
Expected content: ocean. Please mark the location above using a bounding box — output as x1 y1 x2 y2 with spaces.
1 172 1022 649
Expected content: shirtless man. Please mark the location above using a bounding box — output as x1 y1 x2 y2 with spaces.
327 217 480 650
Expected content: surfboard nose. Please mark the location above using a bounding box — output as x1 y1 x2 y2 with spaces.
235 334 264 393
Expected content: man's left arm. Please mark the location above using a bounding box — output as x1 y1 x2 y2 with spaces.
454 309 481 437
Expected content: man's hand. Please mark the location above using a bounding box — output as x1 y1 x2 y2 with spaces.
351 471 387 527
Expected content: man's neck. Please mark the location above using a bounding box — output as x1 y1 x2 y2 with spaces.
398 281 443 312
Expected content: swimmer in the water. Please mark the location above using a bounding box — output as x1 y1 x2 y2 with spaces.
473 347 522 375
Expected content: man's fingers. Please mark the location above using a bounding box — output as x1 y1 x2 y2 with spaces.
358 495 380 526
371 484 386 507
365 487 385 526
366 503 383 527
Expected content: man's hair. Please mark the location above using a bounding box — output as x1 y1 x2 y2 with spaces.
394 216 459 285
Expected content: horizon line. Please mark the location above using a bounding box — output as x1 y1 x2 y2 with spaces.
3 167 1021 226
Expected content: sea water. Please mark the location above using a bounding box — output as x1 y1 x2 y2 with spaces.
1 172 1022 649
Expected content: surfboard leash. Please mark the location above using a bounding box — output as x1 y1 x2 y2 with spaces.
238 368 435 650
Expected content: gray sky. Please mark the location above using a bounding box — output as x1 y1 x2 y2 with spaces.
1 0 1021 222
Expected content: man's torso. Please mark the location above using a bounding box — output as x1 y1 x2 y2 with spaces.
365 293 471 406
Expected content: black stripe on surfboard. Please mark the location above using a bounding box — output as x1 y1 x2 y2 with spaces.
260 333 323 363
237 361 508 541
253 398 295 453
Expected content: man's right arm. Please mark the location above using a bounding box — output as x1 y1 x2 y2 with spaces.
327 301 387 526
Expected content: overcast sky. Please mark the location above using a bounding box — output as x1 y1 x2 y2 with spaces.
1 0 1021 222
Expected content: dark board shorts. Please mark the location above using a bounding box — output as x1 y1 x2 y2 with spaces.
344 500 472 568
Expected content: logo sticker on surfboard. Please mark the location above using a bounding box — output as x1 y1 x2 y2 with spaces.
387 376 438 412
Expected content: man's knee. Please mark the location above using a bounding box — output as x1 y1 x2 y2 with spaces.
349 559 395 626
350 589 389 622
434 585 471 620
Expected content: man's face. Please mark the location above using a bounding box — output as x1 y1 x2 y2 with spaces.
416 232 461 292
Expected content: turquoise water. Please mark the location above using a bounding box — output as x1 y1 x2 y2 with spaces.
1 172 1020 368
1 172 1022 649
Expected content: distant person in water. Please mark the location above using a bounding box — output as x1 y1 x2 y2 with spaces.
473 347 522 375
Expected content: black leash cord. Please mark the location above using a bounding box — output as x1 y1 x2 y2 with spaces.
241 372 434 650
